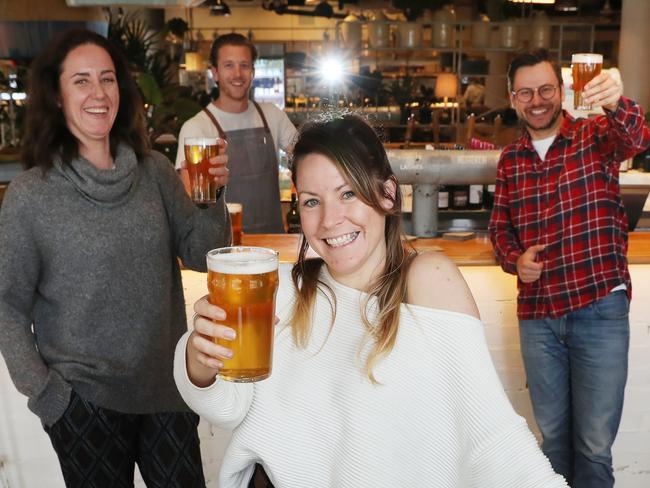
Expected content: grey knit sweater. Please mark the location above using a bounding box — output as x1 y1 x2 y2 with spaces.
0 144 231 426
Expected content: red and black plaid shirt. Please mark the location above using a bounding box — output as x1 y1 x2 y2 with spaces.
489 97 650 320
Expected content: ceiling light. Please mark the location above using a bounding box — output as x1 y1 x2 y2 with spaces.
201 0 231 16
262 0 347 19
555 0 578 11
313 1 334 17
508 0 555 4
318 55 345 84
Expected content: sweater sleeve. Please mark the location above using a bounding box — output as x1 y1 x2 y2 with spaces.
0 177 72 426
447 319 568 487
173 331 254 430
150 152 231 271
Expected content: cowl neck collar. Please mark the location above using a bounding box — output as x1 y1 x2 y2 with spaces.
53 143 139 207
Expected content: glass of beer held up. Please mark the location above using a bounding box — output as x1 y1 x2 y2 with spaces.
184 137 224 204
207 247 279 382
227 203 243 246
571 53 603 110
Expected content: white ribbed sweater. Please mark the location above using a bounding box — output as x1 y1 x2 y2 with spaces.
174 265 567 488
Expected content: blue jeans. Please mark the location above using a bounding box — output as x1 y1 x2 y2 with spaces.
519 290 629 488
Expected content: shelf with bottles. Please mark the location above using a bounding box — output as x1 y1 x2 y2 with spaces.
335 18 619 96
401 183 496 214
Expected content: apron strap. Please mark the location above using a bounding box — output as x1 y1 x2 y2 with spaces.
252 101 272 136
202 106 227 140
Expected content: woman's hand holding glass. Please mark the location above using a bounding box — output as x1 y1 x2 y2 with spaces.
186 296 235 388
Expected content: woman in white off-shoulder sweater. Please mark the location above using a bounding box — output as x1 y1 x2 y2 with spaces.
174 115 568 488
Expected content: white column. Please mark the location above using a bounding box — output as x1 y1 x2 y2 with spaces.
618 0 650 110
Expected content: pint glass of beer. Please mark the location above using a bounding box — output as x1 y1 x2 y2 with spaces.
227 203 243 246
184 137 224 204
571 53 603 110
207 247 279 382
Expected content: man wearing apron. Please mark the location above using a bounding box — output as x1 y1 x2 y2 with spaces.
176 33 297 234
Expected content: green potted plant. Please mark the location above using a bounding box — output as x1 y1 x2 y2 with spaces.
108 11 201 152
163 17 189 62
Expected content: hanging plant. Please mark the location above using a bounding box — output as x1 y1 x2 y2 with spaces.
164 17 189 42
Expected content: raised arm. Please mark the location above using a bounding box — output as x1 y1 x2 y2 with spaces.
584 72 650 163
173 295 253 430
150 152 231 271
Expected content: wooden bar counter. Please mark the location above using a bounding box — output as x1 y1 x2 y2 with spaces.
242 232 650 265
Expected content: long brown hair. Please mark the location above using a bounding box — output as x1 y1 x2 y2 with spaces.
21 28 149 170
289 114 414 383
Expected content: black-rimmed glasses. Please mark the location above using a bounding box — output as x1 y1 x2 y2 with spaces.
511 84 558 103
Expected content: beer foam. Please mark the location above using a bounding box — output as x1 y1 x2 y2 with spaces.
185 136 220 146
207 250 278 274
227 202 242 212
571 53 602 64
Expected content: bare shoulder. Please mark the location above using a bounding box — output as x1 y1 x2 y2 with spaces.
406 251 480 319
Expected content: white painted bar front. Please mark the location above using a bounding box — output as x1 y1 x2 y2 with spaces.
1 266 649 487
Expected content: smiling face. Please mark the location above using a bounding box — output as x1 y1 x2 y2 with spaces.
510 61 565 140
59 43 119 151
296 153 394 289
212 44 254 107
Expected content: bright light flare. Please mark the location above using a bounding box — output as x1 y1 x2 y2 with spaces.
318 56 345 84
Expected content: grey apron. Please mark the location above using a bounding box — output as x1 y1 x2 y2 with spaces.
202 102 284 233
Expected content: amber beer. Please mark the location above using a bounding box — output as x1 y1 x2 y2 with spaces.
227 203 243 246
184 137 222 204
207 247 279 382
571 53 603 110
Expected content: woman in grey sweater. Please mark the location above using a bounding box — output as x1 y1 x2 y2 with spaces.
0 29 230 487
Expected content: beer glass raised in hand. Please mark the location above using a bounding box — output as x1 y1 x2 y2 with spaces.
571 53 603 110
184 137 223 204
207 247 279 382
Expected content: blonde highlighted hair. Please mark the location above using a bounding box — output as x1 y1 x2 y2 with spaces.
289 114 415 383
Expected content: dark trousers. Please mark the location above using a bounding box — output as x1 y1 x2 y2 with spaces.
248 464 275 488
44 390 206 488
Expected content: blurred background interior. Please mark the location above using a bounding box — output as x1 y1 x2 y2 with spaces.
1 0 649 233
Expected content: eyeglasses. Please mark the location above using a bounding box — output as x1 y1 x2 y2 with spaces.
511 84 558 103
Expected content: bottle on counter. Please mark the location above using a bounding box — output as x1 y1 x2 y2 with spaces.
451 185 469 210
438 185 450 210
468 184 483 210
483 184 496 210
286 192 301 233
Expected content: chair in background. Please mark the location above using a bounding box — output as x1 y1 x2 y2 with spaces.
463 113 523 148
464 113 502 148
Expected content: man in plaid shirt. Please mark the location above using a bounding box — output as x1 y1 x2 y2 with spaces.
489 49 650 488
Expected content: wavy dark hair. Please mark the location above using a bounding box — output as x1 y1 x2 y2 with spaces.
21 28 149 170
289 114 414 383
507 48 563 93
209 32 258 67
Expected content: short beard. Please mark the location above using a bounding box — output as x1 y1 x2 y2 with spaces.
523 105 563 133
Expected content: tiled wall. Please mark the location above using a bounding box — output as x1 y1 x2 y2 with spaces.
1 266 649 487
